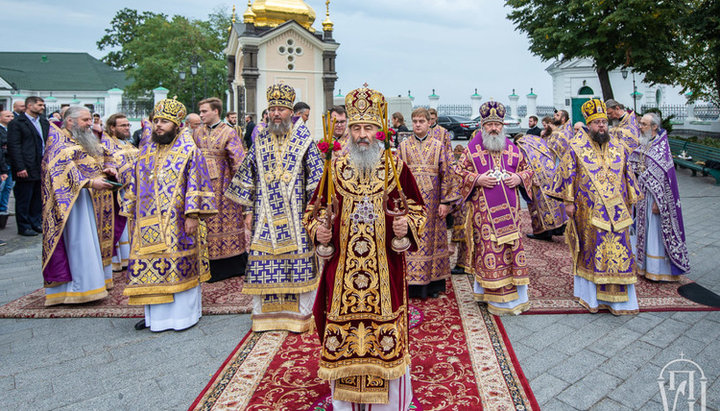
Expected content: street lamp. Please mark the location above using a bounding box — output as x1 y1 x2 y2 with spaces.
620 68 638 113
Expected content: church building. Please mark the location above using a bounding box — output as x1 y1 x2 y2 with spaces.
225 0 340 138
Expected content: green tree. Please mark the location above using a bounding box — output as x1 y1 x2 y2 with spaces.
97 8 232 111
96 8 163 71
657 0 720 106
505 0 684 101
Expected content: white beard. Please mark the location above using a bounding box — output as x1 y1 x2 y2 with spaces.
482 129 506 153
268 117 291 136
639 129 654 146
348 138 382 174
71 125 102 157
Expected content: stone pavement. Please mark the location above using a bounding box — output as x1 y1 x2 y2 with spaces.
1 167 718 410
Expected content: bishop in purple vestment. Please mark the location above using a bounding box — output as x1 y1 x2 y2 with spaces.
454 101 533 315
629 113 690 281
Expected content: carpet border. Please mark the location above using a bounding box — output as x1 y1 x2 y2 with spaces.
188 329 255 411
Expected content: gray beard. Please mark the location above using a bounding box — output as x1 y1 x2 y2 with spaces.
611 118 620 127
71 125 102 157
268 118 292 136
639 129 654 146
482 130 506 153
348 138 382 174
590 130 610 145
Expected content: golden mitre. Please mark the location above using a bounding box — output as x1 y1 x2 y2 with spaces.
582 99 608 124
153 98 187 126
345 86 385 127
266 83 296 109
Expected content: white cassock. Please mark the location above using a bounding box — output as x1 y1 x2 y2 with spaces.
45 189 108 305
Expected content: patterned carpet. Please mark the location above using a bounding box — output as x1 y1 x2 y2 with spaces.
190 275 539 411
517 210 717 314
0 271 252 318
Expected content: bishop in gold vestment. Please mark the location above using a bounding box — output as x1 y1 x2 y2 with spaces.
550 99 641 315
122 99 217 331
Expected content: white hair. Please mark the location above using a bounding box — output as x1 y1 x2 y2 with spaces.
64 106 90 121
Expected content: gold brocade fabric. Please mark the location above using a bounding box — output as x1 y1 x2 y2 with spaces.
398 135 457 286
610 111 640 151
303 155 426 399
121 129 217 305
41 125 106 271
453 146 533 298
550 131 641 289
193 123 246 259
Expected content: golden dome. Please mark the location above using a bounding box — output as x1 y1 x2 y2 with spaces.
250 0 316 32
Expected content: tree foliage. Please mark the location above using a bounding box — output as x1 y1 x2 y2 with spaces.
505 0 684 101
97 7 232 112
655 0 720 106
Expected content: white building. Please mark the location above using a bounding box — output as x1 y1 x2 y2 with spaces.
0 52 128 119
546 58 686 124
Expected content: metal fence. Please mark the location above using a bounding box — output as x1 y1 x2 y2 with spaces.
514 105 555 118
118 100 154 119
640 104 720 121
413 104 473 117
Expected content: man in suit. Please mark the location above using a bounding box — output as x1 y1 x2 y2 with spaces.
7 96 49 236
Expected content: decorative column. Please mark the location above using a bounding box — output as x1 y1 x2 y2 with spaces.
322 50 338 112
525 88 537 127
508 89 520 121
105 88 124 119
241 44 259 118
685 91 697 123
152 86 168 105
428 89 439 110
470 88 482 118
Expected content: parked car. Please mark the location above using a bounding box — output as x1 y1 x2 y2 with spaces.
437 115 479 140
472 115 521 136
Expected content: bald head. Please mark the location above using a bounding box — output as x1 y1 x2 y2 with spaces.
13 101 25 114
186 113 202 130
0 110 12 126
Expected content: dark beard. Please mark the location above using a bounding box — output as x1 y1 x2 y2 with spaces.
590 130 610 145
152 127 179 145
552 118 563 127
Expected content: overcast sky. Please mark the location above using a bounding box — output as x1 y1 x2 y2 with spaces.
2 0 555 107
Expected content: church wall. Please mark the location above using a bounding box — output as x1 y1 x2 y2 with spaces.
256 29 326 139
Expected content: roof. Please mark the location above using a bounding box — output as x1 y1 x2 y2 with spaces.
0 52 129 92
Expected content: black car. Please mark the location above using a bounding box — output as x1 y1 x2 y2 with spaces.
437 115 479 139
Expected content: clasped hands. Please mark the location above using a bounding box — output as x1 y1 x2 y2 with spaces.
475 170 521 189
316 216 409 245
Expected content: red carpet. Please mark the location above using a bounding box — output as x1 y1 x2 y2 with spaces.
517 210 717 314
0 271 252 318
190 275 539 411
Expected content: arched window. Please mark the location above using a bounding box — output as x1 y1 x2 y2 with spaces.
655 89 662 106
578 86 594 95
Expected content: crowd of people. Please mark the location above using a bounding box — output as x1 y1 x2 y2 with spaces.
2 82 690 408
